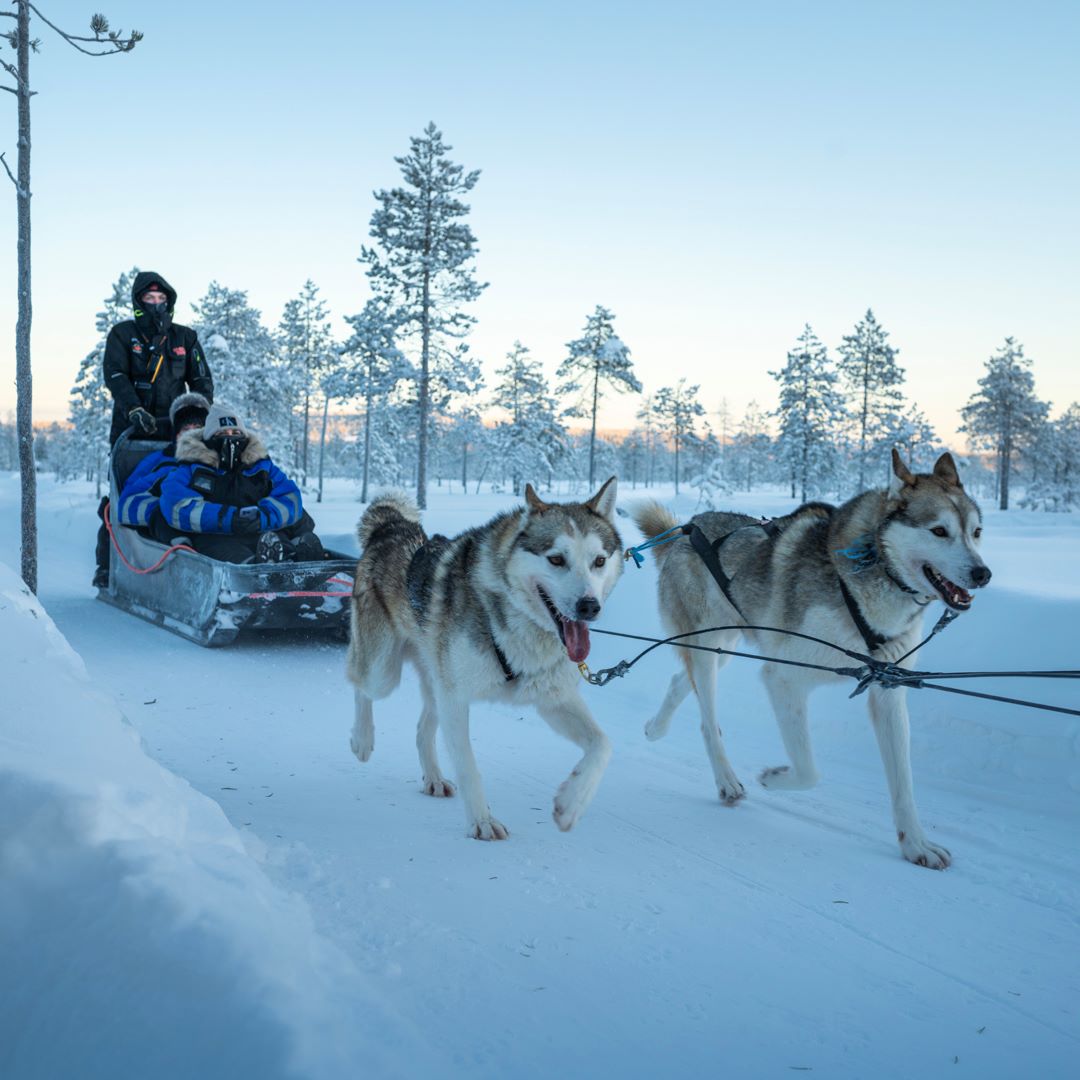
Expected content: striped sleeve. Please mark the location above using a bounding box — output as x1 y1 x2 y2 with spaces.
117 451 171 527
258 460 303 529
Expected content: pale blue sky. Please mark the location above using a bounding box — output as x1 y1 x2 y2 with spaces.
1 0 1077 441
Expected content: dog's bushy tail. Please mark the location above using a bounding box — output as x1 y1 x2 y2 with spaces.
357 491 420 549
631 500 682 561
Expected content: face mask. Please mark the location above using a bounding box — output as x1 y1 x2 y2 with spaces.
145 300 172 334
215 434 248 471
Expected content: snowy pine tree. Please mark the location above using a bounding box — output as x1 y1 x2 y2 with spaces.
489 341 566 495
651 379 705 495
360 123 486 509
340 298 403 502
770 324 846 502
1022 404 1080 511
729 400 772 492
884 402 940 474
837 309 905 491
278 280 335 485
68 268 139 496
192 283 295 463
557 306 641 487
960 337 1049 510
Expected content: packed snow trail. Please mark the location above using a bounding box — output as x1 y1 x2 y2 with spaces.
3 475 1078 1078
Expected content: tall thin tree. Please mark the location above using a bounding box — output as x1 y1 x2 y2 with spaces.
2 6 141 592
836 309 905 492
651 379 705 495
341 298 403 503
770 324 846 502
557 305 640 487
361 123 485 509
278 279 334 486
960 337 1048 510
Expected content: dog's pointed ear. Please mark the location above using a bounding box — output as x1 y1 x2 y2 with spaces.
932 451 962 488
524 483 549 514
889 448 916 498
586 476 618 521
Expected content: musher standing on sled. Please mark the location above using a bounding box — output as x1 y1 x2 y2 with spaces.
93 271 214 587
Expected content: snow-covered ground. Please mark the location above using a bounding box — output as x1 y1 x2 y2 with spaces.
2 473 1078 1078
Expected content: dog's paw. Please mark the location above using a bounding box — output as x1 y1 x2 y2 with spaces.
644 713 672 741
758 764 818 791
422 776 456 798
717 779 746 806
899 831 951 870
469 817 509 841
349 732 373 763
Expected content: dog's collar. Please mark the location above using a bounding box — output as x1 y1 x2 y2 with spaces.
837 532 932 607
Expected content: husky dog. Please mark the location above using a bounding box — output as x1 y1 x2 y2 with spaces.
346 479 623 840
633 451 990 869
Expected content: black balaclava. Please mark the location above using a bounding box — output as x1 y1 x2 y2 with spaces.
215 434 249 472
144 298 172 335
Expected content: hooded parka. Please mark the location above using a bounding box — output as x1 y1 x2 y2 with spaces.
103 271 214 444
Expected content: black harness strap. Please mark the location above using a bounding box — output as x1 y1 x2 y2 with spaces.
491 638 516 682
686 523 742 615
685 515 891 655
685 519 781 622
837 577 888 653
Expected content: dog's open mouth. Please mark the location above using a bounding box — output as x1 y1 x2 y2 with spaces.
537 586 591 663
923 564 973 610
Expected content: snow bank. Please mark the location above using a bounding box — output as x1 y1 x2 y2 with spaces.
0 561 417 1080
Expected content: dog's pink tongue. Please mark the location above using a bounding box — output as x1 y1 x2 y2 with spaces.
563 620 590 663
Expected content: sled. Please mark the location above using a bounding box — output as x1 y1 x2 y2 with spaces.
96 429 355 647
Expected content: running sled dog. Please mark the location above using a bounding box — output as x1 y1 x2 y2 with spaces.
633 451 991 869
346 479 623 839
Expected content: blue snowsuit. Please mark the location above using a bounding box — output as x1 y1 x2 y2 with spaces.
160 430 303 537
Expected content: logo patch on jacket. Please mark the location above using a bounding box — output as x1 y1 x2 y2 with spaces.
172 346 187 357
193 473 215 493
131 341 143 354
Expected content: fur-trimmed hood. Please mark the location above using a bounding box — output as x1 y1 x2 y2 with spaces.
175 427 270 469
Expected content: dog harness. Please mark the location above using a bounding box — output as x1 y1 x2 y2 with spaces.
407 535 517 682
666 510 909 657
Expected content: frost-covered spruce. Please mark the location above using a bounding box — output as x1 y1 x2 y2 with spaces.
557 305 641 487
960 337 1050 510
770 323 847 502
489 341 566 496
837 309 906 492
361 123 486 509
278 280 336 486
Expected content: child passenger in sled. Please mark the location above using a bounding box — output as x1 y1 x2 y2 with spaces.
158 402 325 564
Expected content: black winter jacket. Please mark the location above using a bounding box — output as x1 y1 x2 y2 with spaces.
104 270 214 444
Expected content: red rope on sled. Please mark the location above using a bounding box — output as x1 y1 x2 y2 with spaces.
103 499 197 575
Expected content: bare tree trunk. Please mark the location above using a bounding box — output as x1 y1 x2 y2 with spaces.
360 384 372 503
316 393 330 504
417 267 431 510
1000 432 1012 511
588 361 599 488
14 2 36 592
302 387 310 486
474 460 489 496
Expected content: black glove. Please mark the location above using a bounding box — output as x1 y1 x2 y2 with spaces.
232 506 262 535
128 407 157 435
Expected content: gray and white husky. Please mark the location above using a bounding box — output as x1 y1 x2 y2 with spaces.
346 479 623 840
633 451 991 869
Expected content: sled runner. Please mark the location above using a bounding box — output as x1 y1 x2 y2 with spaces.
96 430 354 647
